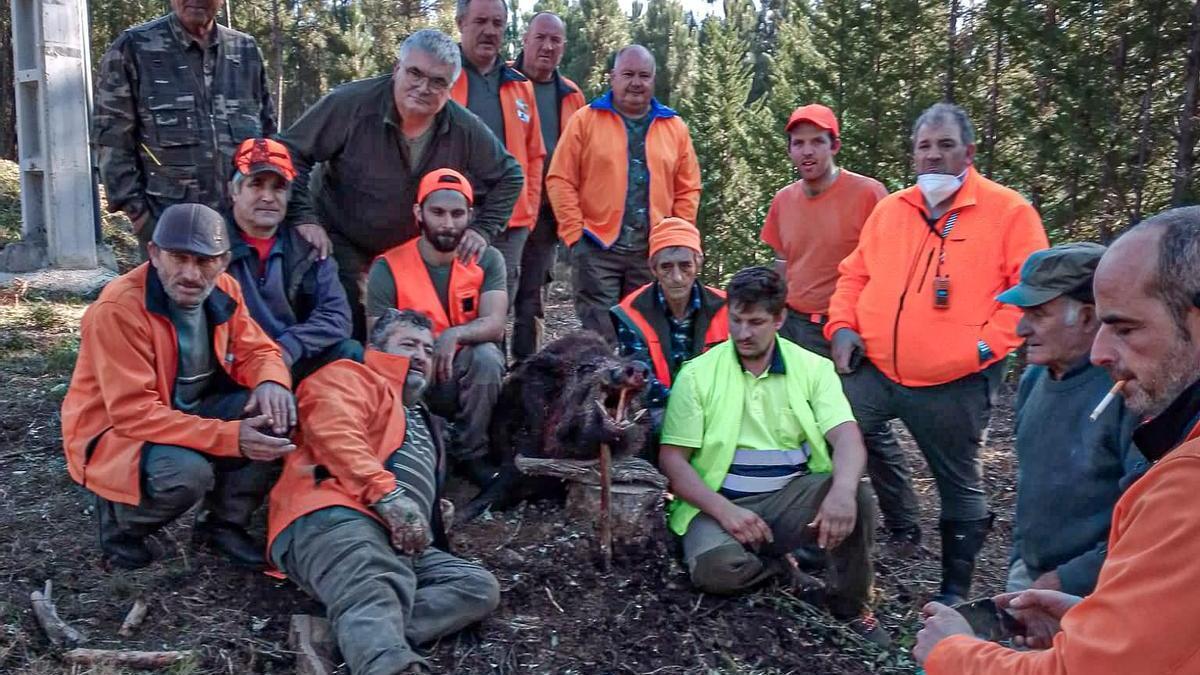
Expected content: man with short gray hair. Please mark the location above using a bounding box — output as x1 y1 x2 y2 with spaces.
280 28 524 339
825 102 1048 604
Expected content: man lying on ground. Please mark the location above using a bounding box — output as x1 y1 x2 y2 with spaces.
658 266 889 646
268 308 500 675
62 203 295 569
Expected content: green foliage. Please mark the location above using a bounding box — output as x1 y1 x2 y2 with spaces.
0 159 18 246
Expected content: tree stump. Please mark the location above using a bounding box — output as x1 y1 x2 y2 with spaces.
565 480 667 554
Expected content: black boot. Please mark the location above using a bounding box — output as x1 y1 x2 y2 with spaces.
934 514 994 605
193 515 266 569
96 496 158 569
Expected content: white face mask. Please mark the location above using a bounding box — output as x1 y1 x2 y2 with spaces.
916 169 967 209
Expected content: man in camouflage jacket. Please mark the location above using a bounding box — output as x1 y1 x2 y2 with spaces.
92 0 276 249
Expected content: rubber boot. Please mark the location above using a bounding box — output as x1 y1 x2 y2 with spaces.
95 496 159 569
933 513 994 606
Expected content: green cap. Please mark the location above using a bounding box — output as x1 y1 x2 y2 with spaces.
996 242 1107 307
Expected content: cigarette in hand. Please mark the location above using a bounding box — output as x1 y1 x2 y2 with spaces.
1089 380 1126 421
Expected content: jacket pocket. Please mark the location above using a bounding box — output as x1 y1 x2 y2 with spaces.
145 164 194 201
147 95 200 148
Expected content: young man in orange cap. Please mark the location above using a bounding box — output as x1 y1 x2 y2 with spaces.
223 138 358 381
366 168 507 485
611 217 728 437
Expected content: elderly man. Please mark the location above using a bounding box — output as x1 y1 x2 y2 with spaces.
826 102 1049 604
915 207 1200 675
611 217 728 429
280 29 523 338
367 169 507 485
998 243 1146 596
451 0 546 316
62 204 295 569
547 44 702 344
222 138 358 380
659 266 888 646
93 0 275 251
511 12 587 360
269 309 500 675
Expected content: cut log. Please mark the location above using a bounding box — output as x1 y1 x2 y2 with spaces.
566 481 667 553
514 456 668 489
30 580 87 647
289 614 336 675
60 648 192 668
118 598 148 637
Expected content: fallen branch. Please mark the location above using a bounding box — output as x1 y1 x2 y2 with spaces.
514 456 667 489
118 598 148 637
30 580 87 647
61 648 192 668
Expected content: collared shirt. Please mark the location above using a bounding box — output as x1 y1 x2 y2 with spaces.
461 51 507 142
1133 379 1200 463
612 111 653 253
613 282 701 407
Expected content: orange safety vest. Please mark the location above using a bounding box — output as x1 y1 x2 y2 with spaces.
611 282 729 388
376 239 483 336
451 62 545 230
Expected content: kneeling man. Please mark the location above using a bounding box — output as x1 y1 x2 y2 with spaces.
367 169 507 484
62 203 296 569
658 266 887 645
268 309 500 675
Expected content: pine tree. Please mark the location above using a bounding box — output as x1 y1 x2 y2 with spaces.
631 0 699 107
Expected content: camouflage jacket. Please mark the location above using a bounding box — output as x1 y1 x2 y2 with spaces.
92 13 276 220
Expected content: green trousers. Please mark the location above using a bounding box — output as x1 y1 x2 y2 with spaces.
272 507 500 675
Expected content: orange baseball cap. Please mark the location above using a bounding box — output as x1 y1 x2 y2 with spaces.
785 103 839 138
417 168 474 206
233 138 296 182
649 217 702 259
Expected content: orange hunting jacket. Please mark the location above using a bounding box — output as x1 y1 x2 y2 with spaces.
546 92 702 248
825 166 1048 387
375 239 483 337
451 61 546 230
926 404 1200 675
61 264 291 506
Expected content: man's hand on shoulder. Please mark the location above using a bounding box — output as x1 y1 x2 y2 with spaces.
294 222 332 260
243 381 296 435
457 229 487 264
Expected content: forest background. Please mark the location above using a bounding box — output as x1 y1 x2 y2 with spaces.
1 0 1199 278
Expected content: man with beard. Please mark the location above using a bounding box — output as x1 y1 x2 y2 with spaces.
280 29 523 338
93 0 276 253
915 207 1200 675
62 203 295 569
658 266 889 646
366 169 507 484
825 102 1048 604
511 12 587 360
547 44 702 344
269 308 499 675
221 139 358 381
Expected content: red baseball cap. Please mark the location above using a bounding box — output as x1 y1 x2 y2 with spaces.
233 138 296 182
417 168 474 206
785 104 839 138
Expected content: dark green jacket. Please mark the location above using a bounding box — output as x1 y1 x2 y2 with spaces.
92 13 276 220
279 74 524 255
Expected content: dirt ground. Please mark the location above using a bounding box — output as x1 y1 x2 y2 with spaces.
0 277 1018 675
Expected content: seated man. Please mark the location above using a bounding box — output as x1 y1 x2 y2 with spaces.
223 138 359 380
658 266 888 646
62 203 296 569
997 242 1146 596
366 169 507 485
610 217 728 429
268 309 500 675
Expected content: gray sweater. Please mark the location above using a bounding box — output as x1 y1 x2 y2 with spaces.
1011 362 1147 596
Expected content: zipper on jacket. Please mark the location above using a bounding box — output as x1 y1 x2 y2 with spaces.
914 249 935 293
892 229 936 384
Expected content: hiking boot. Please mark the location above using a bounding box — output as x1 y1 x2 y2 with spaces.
933 514 994 606
96 496 158 569
194 519 266 569
884 525 922 559
845 611 892 648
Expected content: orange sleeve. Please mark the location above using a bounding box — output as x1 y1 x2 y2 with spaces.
761 194 783 252
928 456 1200 675
296 370 397 506
672 121 702 222
522 82 546 212
546 111 586 245
88 301 242 457
224 277 292 391
978 200 1049 357
823 208 880 340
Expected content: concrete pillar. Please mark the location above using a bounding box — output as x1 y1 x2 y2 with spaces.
2 0 98 272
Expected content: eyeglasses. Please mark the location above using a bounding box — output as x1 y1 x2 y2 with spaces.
404 66 451 92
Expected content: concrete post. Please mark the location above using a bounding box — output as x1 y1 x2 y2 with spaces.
2 0 98 272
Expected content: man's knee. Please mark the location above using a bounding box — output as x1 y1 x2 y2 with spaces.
688 544 759 596
458 565 502 620
142 445 214 509
463 343 505 383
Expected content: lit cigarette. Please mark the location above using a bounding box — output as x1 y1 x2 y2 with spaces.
1089 380 1126 421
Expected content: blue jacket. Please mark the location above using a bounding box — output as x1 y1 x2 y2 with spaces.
224 218 352 364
